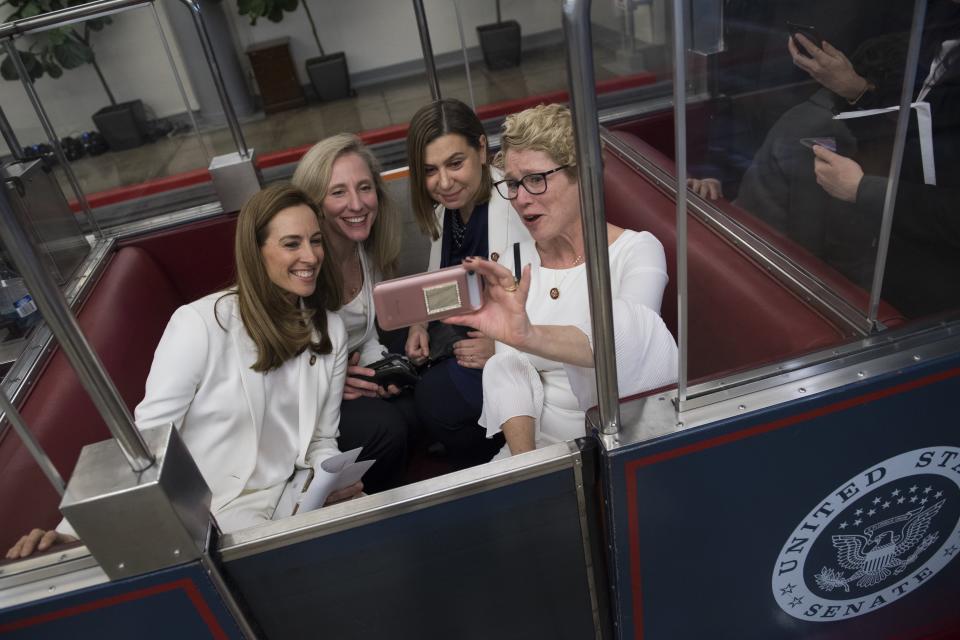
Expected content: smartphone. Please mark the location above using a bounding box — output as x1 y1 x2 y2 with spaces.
373 263 484 331
787 21 824 57
356 353 420 388
800 137 837 152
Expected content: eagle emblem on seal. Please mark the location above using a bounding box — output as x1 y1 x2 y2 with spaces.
814 499 944 592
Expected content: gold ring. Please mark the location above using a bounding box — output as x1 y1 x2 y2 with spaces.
503 281 519 293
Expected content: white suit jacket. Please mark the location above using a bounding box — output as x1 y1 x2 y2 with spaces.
134 292 347 513
427 167 532 271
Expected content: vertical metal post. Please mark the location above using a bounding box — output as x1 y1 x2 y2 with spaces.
867 0 927 325
0 103 24 161
151 3 210 159
672 0 689 407
412 0 442 101
179 0 249 159
0 389 66 496
0 186 154 472
562 0 621 436
3 40 101 238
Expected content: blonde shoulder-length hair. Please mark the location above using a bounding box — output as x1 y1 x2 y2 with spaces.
223 183 343 373
292 133 401 278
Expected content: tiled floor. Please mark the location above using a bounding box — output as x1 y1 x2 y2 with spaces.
56 45 626 197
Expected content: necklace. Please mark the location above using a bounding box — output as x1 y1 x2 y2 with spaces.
345 245 363 300
547 255 584 300
450 210 467 251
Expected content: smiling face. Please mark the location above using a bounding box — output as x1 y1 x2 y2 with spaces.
259 204 324 300
322 152 379 247
423 133 486 211
503 148 580 243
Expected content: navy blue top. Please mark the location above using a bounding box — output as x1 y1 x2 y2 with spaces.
436 203 489 411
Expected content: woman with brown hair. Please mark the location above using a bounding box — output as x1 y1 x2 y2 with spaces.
293 134 413 492
404 98 530 466
7 183 362 557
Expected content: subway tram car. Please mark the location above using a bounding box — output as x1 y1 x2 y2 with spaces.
0 0 959 637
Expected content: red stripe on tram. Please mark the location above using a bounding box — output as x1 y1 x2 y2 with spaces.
0 577 228 638
623 366 960 639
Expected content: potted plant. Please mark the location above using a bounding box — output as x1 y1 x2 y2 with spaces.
477 0 521 70
236 0 352 102
0 1 148 151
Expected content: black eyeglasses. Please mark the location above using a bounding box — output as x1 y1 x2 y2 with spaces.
494 165 569 200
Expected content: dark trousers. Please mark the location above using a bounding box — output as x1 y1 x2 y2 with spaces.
337 393 417 493
414 359 504 468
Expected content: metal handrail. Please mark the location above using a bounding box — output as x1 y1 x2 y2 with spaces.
0 188 154 473
412 0 441 101
0 389 65 496
561 0 621 436
0 0 249 159
867 0 927 325
0 0 149 38
0 104 23 161
671 0 690 406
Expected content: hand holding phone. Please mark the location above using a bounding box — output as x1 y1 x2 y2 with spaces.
787 21 824 58
800 137 837 152
355 353 420 389
374 263 484 331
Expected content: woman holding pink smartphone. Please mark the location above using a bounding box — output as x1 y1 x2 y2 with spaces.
293 134 416 492
405 99 532 466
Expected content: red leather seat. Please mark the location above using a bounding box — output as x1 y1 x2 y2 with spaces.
602 132 900 382
0 215 237 551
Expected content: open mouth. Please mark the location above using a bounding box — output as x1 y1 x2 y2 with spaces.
341 214 368 226
522 214 544 223
291 269 316 281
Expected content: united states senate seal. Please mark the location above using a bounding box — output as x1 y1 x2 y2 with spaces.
772 446 960 621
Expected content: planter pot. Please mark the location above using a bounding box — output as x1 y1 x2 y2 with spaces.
477 20 521 70
92 99 148 151
306 52 352 102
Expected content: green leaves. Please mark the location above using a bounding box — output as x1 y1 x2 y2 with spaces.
236 0 299 26
0 48 43 82
0 0 112 84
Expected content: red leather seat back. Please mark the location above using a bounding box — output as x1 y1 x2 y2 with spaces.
120 214 237 303
602 134 849 381
0 247 184 550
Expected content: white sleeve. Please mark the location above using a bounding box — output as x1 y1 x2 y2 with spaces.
134 304 210 431
564 299 678 409
357 336 387 366
564 233 678 409
306 315 347 467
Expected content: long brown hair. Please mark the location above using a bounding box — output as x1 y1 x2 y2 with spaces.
225 183 343 372
292 133 400 278
406 98 492 240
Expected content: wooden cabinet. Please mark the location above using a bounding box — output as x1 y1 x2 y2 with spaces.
246 38 306 114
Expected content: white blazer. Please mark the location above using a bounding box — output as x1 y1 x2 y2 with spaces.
134 292 347 513
427 167 532 271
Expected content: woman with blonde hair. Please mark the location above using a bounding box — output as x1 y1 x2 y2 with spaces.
293 134 414 492
404 98 531 466
446 104 678 458
8 183 362 557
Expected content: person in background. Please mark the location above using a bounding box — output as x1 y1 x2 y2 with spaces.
404 99 531 466
445 104 678 458
7 184 361 558
293 134 415 492
799 1 960 316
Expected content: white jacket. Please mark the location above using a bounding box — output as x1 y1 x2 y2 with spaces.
134 292 347 513
427 167 532 271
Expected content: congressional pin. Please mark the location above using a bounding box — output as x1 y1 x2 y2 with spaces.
490 252 500 262
309 354 317 366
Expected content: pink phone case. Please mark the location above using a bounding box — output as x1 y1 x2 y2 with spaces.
373 264 484 331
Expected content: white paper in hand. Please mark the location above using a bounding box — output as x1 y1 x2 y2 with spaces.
297 448 375 513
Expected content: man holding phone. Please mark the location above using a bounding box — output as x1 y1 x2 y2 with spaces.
788 30 876 105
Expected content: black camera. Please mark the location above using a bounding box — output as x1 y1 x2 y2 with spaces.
357 353 420 389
